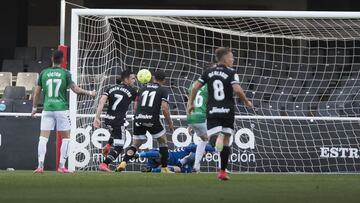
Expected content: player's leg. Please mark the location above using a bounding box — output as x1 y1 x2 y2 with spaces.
156 134 171 173
150 122 172 173
207 118 221 148
56 111 72 173
99 125 125 172
217 118 234 181
116 123 145 172
116 139 143 172
34 111 55 173
102 125 114 157
190 123 208 172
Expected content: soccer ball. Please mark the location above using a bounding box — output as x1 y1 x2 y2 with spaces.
137 69 152 84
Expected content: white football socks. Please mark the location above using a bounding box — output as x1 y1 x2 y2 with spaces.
194 140 207 171
38 136 49 168
59 138 70 168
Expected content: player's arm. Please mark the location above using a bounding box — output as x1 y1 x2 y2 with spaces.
93 95 108 128
66 71 96 96
186 81 203 115
70 83 96 96
133 96 139 113
31 85 42 117
232 84 252 108
231 72 252 108
161 100 174 132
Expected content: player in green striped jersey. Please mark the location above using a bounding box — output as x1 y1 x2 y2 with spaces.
187 82 208 172
31 50 96 173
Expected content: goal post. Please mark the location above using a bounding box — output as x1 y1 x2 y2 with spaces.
69 9 360 172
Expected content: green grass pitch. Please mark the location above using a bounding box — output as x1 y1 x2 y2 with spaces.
0 171 359 203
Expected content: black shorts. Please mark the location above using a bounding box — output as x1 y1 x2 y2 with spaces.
106 124 126 146
206 117 234 136
133 120 165 140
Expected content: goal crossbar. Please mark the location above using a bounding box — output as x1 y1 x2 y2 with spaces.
72 9 360 18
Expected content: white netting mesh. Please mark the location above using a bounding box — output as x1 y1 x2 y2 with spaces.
71 12 360 172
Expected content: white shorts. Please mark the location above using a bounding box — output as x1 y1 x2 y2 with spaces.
189 123 207 137
40 110 71 131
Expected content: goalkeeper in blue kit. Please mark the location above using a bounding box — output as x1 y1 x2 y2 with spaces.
139 143 214 173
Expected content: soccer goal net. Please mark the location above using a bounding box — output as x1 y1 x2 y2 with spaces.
69 9 360 173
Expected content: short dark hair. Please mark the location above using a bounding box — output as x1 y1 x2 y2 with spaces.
154 70 166 82
117 69 134 84
215 47 232 62
52 50 64 64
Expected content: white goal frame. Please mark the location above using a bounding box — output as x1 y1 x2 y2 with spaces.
69 9 360 171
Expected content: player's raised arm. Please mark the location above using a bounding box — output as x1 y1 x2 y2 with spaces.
186 81 203 115
70 83 96 96
93 95 108 128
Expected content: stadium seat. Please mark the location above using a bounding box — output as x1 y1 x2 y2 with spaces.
0 72 12 95
27 60 50 72
3 86 26 100
16 72 39 93
12 99 32 113
0 99 13 112
257 102 280 116
1 59 24 74
286 102 310 116
270 88 293 102
315 102 339 116
41 47 56 62
14 47 36 66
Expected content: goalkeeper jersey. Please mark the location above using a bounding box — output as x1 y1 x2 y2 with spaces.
187 83 208 124
38 67 74 111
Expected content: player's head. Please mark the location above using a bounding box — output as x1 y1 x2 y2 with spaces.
52 50 64 66
153 70 166 85
118 70 136 86
215 47 234 67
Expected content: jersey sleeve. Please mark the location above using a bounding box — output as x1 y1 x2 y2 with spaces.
202 84 208 95
198 70 208 85
65 70 75 88
37 70 44 87
161 88 169 103
230 71 240 85
131 87 138 101
102 87 111 96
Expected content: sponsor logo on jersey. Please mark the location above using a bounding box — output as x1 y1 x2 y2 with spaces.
135 114 153 120
104 115 116 120
209 107 230 114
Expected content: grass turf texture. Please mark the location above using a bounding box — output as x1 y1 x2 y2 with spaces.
0 171 359 203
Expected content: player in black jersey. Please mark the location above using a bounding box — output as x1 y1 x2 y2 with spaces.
187 47 252 180
93 70 137 172
117 70 174 173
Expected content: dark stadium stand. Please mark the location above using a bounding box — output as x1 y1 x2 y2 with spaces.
3 86 26 100
1 59 25 74
12 99 32 113
41 47 57 62
14 47 36 66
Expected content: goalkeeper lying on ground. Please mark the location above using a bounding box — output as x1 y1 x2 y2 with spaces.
139 143 214 173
